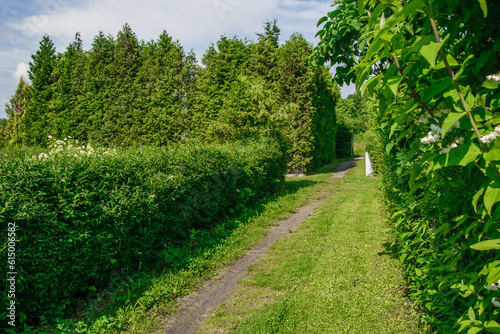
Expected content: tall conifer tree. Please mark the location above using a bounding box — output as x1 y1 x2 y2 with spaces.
51 32 87 139
23 35 57 145
3 77 29 146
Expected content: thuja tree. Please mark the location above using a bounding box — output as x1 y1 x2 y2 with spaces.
314 0 500 332
10 24 197 148
278 33 338 171
188 35 255 141
2 77 29 147
22 35 57 146
50 33 87 141
190 26 339 172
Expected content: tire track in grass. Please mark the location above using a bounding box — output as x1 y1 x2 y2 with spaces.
156 160 361 334
200 160 420 333
157 199 328 334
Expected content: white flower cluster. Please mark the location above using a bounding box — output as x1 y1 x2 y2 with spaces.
485 280 500 291
421 124 443 144
480 125 500 144
440 137 465 155
451 246 462 255
34 136 117 160
487 73 500 83
493 297 500 308
416 108 451 125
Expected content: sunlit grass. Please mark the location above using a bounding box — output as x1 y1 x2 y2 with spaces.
200 162 421 333
32 160 344 333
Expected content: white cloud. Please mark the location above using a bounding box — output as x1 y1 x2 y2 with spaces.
9 0 332 56
0 0 335 118
14 62 29 81
10 0 278 56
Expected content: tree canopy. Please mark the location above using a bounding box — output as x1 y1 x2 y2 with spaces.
3 21 339 172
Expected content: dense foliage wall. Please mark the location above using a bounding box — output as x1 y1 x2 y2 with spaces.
4 25 198 148
0 139 286 325
190 30 339 172
315 0 500 332
2 22 339 172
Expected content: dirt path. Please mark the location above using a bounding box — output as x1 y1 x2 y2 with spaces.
157 159 360 334
331 156 364 179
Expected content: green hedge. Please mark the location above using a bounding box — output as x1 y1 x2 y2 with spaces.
0 140 286 326
335 124 352 158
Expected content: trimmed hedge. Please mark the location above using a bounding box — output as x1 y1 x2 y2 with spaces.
0 140 286 325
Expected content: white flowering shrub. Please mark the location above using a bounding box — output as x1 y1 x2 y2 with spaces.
34 136 117 160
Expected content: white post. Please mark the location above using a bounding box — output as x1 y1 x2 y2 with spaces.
365 152 373 176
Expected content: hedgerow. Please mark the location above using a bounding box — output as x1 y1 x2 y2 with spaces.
0 139 286 328
314 0 500 332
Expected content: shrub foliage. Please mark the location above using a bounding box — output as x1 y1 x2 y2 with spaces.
0 139 286 325
315 0 500 332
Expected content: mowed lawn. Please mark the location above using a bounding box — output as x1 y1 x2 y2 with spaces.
199 160 421 333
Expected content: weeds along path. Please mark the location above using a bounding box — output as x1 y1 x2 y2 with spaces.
155 161 362 334
158 199 328 334
198 159 420 333
156 158 419 333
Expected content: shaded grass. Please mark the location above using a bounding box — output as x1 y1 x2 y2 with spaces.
199 161 421 333
29 159 344 333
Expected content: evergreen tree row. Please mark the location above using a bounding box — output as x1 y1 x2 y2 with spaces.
1 21 339 171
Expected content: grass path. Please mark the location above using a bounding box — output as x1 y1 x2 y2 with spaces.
58 158 419 333
199 160 420 333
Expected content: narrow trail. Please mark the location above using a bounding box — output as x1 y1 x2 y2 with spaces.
156 159 361 334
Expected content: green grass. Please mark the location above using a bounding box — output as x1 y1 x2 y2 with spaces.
30 160 345 333
29 158 419 333
199 161 421 333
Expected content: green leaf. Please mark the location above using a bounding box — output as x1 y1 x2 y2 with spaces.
485 320 500 334
361 74 382 96
484 181 500 216
387 75 402 96
485 261 500 286
416 268 422 276
436 141 481 168
442 112 466 138
317 16 328 27
357 0 366 15
459 320 474 332
476 50 494 75
376 0 425 38
386 142 395 155
422 77 453 102
470 239 500 251
420 41 444 68
483 80 499 90
473 184 487 212
484 140 500 162
468 326 484 334
477 0 488 17
468 307 476 322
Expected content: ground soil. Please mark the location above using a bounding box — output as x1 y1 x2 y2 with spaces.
156 158 360 334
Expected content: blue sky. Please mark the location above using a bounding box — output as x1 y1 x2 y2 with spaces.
0 0 355 119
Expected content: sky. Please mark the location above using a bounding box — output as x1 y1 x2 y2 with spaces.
0 0 355 119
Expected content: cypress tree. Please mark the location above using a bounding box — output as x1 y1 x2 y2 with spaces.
137 31 198 145
3 77 30 146
85 31 116 145
51 32 87 140
22 35 57 146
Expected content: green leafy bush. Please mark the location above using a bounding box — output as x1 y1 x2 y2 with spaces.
315 0 500 332
335 124 352 158
0 139 286 327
